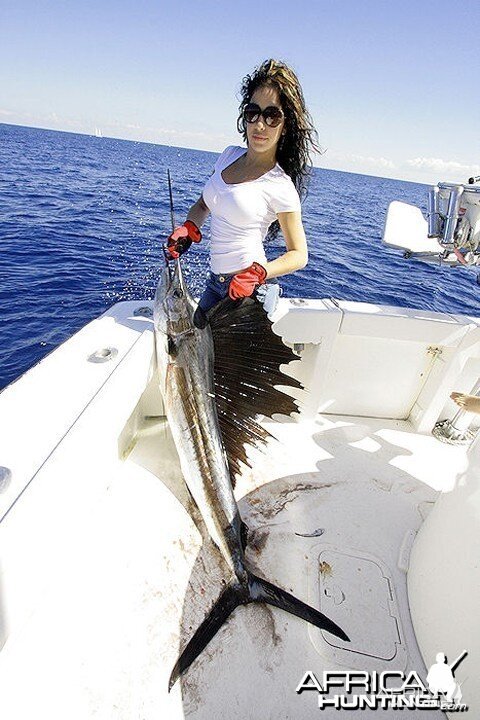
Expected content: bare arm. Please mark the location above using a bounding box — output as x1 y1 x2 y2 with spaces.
186 194 210 229
264 211 308 280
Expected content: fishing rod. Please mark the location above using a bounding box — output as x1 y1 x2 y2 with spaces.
161 168 176 266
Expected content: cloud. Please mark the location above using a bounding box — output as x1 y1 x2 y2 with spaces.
407 157 480 179
321 151 479 183
319 150 396 172
348 154 396 170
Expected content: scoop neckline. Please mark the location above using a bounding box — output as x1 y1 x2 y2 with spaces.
219 149 279 187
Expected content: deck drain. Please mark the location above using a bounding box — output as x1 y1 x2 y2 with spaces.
88 347 118 363
0 467 12 493
134 306 153 318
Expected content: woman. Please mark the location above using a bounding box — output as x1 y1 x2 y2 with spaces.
166 58 320 315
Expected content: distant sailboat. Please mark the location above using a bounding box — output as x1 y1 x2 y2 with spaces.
94 127 103 138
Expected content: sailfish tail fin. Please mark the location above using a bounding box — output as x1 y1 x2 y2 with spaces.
168 584 240 691
247 571 349 641
169 570 349 691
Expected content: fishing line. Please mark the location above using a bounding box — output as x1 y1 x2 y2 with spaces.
167 168 176 232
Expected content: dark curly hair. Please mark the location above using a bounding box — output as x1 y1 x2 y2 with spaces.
236 59 322 240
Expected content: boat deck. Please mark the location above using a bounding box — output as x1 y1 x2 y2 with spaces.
1 412 465 718
0 299 474 718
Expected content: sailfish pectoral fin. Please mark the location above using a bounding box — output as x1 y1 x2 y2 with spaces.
168 570 349 690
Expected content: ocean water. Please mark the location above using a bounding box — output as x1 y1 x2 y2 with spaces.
1 123 479 390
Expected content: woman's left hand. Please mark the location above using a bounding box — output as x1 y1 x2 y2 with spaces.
228 262 267 300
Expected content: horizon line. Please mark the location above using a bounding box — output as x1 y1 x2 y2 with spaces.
0 120 431 187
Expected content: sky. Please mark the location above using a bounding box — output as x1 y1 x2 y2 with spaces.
1 0 480 183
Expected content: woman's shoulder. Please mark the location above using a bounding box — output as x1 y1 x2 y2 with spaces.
267 165 299 193
266 165 301 212
224 145 246 156
270 163 295 185
215 145 245 170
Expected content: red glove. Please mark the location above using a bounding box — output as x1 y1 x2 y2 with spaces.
228 262 267 300
166 220 202 260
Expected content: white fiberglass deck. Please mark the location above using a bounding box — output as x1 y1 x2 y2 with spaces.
0 299 478 718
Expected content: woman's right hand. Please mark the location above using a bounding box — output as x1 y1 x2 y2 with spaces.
166 220 202 260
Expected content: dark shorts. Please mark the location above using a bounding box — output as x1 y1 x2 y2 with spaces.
197 272 281 314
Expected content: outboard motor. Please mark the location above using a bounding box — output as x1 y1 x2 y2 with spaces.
383 176 480 266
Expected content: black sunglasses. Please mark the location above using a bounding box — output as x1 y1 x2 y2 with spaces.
243 103 284 128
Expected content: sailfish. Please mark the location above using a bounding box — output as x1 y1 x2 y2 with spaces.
153 257 349 690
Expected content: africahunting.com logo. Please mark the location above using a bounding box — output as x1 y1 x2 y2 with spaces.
296 650 468 711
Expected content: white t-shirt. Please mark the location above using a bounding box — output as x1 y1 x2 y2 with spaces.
202 145 301 274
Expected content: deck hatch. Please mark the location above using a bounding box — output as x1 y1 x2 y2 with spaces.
312 548 405 667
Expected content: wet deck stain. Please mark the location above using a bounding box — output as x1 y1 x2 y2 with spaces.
249 482 334 520
256 604 283 649
249 527 269 553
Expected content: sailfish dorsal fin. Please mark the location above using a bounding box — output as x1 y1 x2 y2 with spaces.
207 296 303 483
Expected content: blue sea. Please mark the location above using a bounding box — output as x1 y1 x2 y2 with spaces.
1 123 479 390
